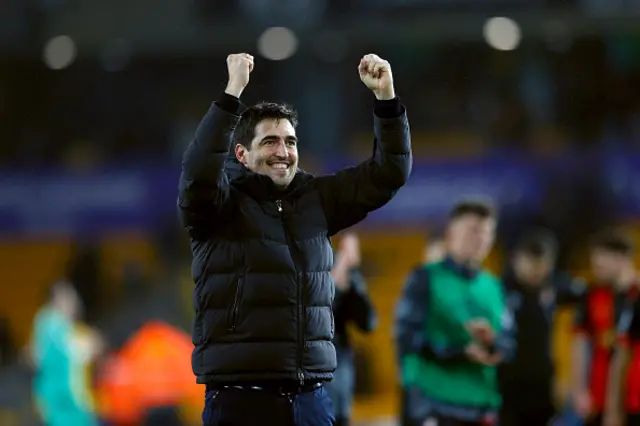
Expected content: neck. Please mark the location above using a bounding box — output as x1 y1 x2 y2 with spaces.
519 277 545 289
52 307 72 321
447 252 478 268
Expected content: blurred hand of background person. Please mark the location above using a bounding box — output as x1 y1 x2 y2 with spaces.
73 327 105 362
466 318 496 347
464 342 502 366
333 233 361 292
572 388 593 418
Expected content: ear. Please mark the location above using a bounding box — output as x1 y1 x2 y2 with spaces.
235 144 249 165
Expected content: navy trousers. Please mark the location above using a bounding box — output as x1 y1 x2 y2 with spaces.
202 385 335 426
324 350 354 426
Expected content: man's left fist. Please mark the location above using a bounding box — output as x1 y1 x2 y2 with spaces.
358 54 395 100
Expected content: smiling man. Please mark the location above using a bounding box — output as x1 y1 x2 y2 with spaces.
232 100 299 188
178 53 412 425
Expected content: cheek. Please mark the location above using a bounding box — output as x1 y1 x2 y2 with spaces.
250 154 267 167
516 265 531 278
483 235 495 248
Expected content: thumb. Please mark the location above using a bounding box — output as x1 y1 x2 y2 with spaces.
358 61 367 75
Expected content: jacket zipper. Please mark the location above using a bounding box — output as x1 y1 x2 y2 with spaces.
330 305 335 337
277 198 305 385
228 277 244 332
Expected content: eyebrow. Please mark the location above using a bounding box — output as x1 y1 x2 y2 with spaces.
260 135 298 144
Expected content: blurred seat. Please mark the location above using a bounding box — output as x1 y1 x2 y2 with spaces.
348 131 487 160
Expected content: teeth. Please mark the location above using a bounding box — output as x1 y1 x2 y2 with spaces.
271 163 288 169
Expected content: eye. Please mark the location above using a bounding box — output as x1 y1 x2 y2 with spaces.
287 140 297 146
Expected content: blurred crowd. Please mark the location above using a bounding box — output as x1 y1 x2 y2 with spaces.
1 207 640 426
395 204 640 426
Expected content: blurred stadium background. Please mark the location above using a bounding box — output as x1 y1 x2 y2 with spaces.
2 0 640 425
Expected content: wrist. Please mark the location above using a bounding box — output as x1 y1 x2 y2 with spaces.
374 88 396 101
225 82 244 99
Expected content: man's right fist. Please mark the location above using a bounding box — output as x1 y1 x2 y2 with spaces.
225 53 254 98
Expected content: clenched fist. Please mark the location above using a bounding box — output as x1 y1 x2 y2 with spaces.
358 54 395 100
466 318 496 345
225 53 254 98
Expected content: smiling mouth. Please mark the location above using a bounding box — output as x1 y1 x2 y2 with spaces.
268 162 290 171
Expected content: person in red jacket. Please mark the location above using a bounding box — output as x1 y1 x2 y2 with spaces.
604 281 640 426
571 229 637 426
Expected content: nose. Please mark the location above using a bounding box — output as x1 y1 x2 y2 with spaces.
275 140 289 158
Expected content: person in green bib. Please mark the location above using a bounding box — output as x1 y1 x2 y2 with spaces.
395 200 515 426
30 281 102 426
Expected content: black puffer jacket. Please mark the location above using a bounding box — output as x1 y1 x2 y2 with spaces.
178 93 411 385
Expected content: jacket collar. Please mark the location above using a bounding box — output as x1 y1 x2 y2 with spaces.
223 158 311 202
502 269 548 294
442 256 479 280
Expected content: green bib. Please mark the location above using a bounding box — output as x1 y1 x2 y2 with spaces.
402 261 506 408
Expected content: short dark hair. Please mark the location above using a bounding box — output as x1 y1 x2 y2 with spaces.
515 228 558 259
448 199 497 221
233 101 298 149
590 228 635 256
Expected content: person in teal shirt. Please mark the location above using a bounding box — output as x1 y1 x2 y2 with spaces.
395 200 516 426
30 280 98 426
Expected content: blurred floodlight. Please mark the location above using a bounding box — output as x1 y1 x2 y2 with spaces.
43 35 77 70
257 27 298 61
483 17 521 51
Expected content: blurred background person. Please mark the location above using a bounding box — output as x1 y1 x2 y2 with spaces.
325 232 376 426
0 316 16 367
396 200 515 426
66 242 103 327
500 228 584 426
604 271 640 426
397 234 446 426
30 280 103 426
571 229 637 426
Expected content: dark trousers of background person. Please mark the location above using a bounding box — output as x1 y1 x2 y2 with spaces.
500 378 555 426
143 406 183 426
628 414 640 426
403 387 496 426
425 415 492 426
585 413 640 426
324 349 354 426
202 384 335 426
400 386 411 426
584 413 601 426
